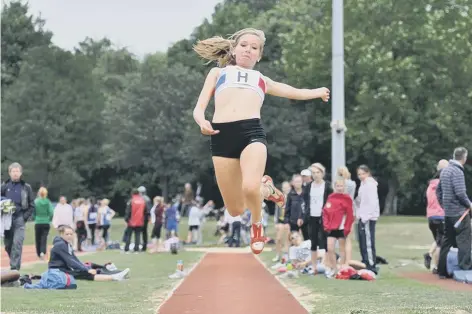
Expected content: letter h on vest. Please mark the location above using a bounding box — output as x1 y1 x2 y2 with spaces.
237 71 249 83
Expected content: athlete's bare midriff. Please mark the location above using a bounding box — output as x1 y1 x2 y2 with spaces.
212 88 263 123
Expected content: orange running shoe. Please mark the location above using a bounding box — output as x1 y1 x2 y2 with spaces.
250 222 266 254
262 175 285 209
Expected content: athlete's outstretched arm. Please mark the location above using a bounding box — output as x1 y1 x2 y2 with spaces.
193 67 220 135
264 76 330 102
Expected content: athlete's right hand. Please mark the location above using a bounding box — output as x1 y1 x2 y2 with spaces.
200 120 220 136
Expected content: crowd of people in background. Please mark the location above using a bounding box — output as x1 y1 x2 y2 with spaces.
2 146 470 283
269 162 380 278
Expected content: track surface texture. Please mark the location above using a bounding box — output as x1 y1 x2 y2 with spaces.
158 252 308 314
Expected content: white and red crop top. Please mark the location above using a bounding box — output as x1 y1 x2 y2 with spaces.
214 66 267 101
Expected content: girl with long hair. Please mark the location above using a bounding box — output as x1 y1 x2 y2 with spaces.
193 28 329 254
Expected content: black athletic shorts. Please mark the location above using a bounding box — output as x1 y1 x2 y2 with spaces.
66 270 94 281
189 225 199 231
428 218 445 245
289 223 299 232
210 118 267 159
327 229 345 239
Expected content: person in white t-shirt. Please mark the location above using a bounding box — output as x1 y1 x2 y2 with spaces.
302 163 333 275
186 202 201 244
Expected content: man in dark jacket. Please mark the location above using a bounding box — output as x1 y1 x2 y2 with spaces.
124 189 146 253
436 147 472 278
1 162 35 270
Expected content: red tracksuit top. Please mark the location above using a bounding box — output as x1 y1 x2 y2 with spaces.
128 194 146 227
322 193 354 237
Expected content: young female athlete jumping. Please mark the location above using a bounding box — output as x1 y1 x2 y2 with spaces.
193 28 330 254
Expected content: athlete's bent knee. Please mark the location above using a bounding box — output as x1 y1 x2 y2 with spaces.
227 206 244 217
242 181 261 200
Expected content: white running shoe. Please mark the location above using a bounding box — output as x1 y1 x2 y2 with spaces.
111 268 130 281
168 270 185 279
271 262 285 270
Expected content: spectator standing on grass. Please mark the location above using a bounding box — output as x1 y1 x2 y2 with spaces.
285 175 306 234
336 166 357 267
303 163 333 274
1 162 35 270
97 199 115 245
436 147 472 278
150 196 165 252
85 198 98 246
52 196 74 230
301 169 312 187
165 199 180 239
137 186 151 252
33 187 54 260
124 189 146 253
186 201 201 244
355 165 380 274
181 183 194 217
424 159 448 273
224 208 242 247
74 198 87 252
272 181 291 263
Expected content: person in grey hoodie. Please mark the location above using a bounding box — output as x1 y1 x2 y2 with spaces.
354 165 380 274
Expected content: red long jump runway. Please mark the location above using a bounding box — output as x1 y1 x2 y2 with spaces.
1 245 43 269
1 245 89 269
158 253 308 314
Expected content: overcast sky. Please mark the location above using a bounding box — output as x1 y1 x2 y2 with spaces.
25 0 223 56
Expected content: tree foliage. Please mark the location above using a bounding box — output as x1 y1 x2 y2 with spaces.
1 0 471 215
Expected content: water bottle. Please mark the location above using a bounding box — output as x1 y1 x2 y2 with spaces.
176 260 184 272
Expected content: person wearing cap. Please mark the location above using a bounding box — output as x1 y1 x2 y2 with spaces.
137 186 152 252
303 162 333 274
301 169 313 186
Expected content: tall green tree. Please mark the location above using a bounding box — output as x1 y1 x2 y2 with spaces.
267 0 472 214
1 1 52 88
1 46 105 199
107 63 204 201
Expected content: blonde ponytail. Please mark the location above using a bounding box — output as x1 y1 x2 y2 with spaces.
193 36 235 67
194 28 266 68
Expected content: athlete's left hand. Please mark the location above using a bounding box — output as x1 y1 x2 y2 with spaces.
314 87 330 102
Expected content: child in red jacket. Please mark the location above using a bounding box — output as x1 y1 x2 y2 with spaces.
322 178 354 277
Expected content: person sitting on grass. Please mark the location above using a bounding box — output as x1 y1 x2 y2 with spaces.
49 225 129 281
288 231 313 270
285 231 368 275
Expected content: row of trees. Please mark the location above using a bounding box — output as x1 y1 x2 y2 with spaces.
2 0 471 215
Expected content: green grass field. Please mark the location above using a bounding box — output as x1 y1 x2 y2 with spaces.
261 217 472 314
1 216 472 314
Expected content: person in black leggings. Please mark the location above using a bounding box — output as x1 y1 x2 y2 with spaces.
86 198 98 246
303 163 332 274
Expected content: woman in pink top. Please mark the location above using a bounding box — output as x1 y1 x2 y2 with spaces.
424 159 448 273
